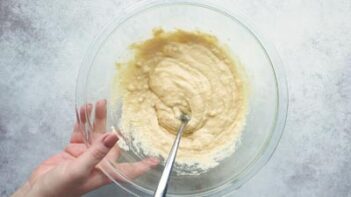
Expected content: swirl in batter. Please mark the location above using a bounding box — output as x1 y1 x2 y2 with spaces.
114 29 248 173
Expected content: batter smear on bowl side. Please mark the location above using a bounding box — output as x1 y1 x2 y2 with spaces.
113 29 248 174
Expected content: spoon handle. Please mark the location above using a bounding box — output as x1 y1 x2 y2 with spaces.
154 120 189 197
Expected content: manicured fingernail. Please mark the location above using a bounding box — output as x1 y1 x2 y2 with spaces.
103 133 118 148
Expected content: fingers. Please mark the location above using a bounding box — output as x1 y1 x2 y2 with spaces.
73 133 118 174
79 103 93 123
116 158 159 180
93 99 107 133
73 99 107 144
70 123 84 143
71 104 93 143
104 144 120 162
80 170 111 193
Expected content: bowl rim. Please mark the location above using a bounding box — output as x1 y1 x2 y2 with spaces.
76 0 289 196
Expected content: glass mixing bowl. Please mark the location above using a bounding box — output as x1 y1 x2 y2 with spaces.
75 0 288 196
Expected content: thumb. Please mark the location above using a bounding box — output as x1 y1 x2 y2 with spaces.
75 133 118 172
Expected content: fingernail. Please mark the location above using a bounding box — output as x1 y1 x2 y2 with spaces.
103 133 118 148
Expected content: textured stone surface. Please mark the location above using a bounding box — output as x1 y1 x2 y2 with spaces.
0 0 350 196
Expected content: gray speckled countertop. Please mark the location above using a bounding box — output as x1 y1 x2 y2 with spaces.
1 0 350 196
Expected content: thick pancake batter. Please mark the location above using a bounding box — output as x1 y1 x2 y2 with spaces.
113 29 248 174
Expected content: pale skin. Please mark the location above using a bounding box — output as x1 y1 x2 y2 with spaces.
12 99 159 197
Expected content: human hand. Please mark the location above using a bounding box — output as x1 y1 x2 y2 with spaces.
12 99 159 197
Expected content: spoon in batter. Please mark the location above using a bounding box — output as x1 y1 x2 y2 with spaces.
154 114 191 197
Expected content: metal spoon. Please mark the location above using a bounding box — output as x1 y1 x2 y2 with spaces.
154 114 191 197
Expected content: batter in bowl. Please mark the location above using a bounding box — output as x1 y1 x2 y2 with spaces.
113 29 248 174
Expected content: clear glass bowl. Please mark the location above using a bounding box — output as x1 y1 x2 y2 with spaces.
75 0 288 196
